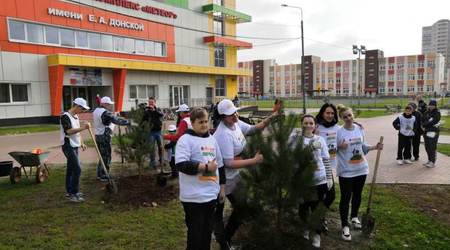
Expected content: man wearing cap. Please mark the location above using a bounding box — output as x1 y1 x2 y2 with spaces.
421 100 441 168
142 97 165 168
163 104 192 142
60 97 91 203
93 96 130 181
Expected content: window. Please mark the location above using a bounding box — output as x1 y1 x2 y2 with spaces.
123 38 134 53
214 45 225 67
397 74 403 80
213 19 224 35
379 87 385 93
418 74 424 80
88 33 101 49
388 74 394 81
8 20 25 40
101 34 113 51
45 26 59 44
76 31 88 48
154 42 164 57
408 62 415 68
407 86 415 92
418 86 423 92
145 41 155 55
418 61 424 68
396 87 402 93
388 87 394 93
26 23 43 43
388 64 394 70
113 36 124 52
427 60 435 67
60 29 75 47
215 76 226 96
379 74 385 81
213 0 223 5
129 85 157 99
397 63 404 69
135 40 145 54
0 83 28 103
408 74 415 80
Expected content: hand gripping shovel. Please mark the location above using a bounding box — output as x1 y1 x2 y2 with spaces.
88 127 118 194
362 136 383 235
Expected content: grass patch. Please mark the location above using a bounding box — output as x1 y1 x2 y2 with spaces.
441 115 450 135
0 124 59 136
437 143 450 156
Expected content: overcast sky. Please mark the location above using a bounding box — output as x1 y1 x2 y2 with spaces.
236 0 450 64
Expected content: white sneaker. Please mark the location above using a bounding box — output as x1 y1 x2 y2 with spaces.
423 161 431 167
404 159 413 164
425 162 436 168
303 230 310 240
397 160 404 165
351 217 362 229
312 234 321 248
341 226 351 241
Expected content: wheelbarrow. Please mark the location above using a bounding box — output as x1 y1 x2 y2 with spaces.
8 151 50 184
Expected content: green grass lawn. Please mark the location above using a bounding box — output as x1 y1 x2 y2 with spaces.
437 143 450 156
0 124 59 136
1 166 449 249
441 115 450 135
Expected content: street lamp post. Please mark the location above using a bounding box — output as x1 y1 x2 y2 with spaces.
282 4 306 114
352 45 366 109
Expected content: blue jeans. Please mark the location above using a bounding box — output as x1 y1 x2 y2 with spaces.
149 131 163 166
62 140 81 195
95 134 111 178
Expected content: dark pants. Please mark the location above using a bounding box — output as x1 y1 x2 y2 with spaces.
397 134 413 160
339 175 366 227
214 193 243 247
424 131 439 163
95 134 111 178
323 184 335 209
149 131 163 166
182 200 216 250
170 156 178 177
299 184 328 234
412 133 421 160
62 141 81 195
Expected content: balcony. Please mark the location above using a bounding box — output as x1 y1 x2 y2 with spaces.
202 4 251 23
203 36 252 49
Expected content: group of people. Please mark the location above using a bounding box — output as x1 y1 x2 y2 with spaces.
393 97 441 168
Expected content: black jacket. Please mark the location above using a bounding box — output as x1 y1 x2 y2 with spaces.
142 106 164 132
418 100 427 114
412 110 423 135
422 109 441 132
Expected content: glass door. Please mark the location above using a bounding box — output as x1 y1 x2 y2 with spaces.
170 86 183 107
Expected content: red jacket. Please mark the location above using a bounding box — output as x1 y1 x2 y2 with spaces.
164 114 190 142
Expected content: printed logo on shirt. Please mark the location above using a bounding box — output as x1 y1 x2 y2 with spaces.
200 146 216 157
324 132 337 159
198 171 218 182
348 137 364 164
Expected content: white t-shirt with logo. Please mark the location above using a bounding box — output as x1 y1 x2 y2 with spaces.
213 120 253 194
399 114 415 137
317 124 340 169
336 124 369 178
175 133 224 203
302 135 329 186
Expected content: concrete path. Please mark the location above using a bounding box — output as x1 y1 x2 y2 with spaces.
0 115 449 184
359 114 450 184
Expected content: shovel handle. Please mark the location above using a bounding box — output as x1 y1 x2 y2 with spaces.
367 136 383 212
87 127 109 178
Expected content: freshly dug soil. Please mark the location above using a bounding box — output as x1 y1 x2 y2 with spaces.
103 174 178 209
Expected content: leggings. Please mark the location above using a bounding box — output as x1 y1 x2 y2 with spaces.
339 175 366 227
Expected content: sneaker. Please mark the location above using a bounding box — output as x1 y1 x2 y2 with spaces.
413 158 419 162
65 192 84 198
341 226 351 241
397 160 404 165
321 219 329 233
311 234 321 248
425 162 436 168
99 176 109 182
404 159 413 164
68 194 84 203
351 217 362 229
303 230 310 240
423 161 431 167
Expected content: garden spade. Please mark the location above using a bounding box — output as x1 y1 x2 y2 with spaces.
362 136 383 235
88 127 118 194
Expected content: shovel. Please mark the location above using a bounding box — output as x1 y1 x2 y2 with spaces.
88 127 118 194
362 136 383 235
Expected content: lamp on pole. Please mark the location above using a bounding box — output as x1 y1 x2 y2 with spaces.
352 45 366 109
281 4 306 114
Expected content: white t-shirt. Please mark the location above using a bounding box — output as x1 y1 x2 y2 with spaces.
213 120 253 194
317 124 340 169
175 133 224 203
399 114 415 137
336 124 369 178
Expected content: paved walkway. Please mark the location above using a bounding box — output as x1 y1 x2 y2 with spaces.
0 116 449 184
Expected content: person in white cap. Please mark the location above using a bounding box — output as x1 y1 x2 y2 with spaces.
60 97 91 203
164 124 178 178
93 96 130 181
163 103 191 143
213 99 279 249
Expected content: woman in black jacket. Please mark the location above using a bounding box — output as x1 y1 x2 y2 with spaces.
421 100 441 168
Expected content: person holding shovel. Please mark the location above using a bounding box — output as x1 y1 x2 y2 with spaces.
336 104 383 241
175 107 225 250
60 98 90 203
93 96 129 182
213 99 279 249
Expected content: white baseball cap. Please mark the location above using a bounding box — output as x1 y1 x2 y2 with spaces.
168 124 177 131
218 99 237 116
176 104 190 112
73 97 90 110
101 96 114 104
